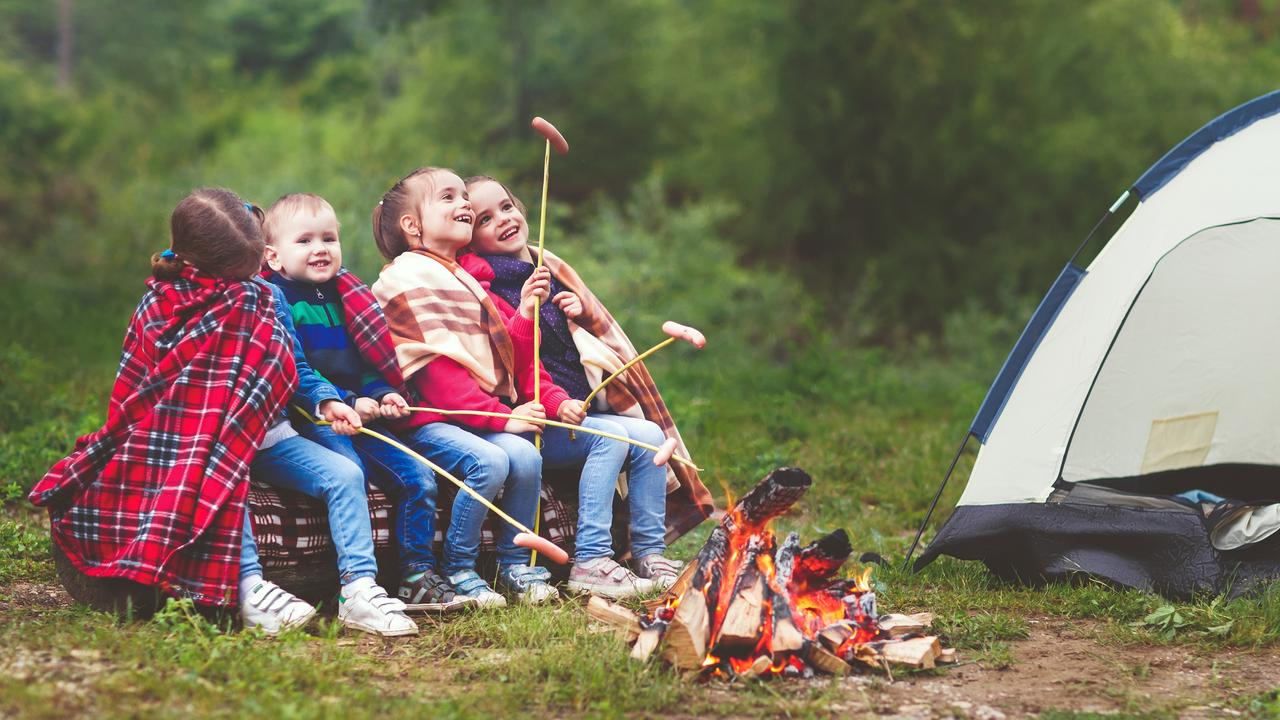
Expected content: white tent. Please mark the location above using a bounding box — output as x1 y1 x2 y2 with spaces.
913 90 1280 597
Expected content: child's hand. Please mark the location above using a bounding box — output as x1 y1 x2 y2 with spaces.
553 291 584 319
379 392 411 419
558 400 587 426
320 399 362 436
353 397 380 422
518 267 552 319
505 401 545 434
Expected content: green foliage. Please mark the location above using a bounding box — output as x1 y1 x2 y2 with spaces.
0 519 52 583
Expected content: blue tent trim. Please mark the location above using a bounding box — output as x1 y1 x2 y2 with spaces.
1133 90 1280 201
970 262 1087 442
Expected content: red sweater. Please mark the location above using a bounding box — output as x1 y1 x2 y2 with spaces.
401 255 571 432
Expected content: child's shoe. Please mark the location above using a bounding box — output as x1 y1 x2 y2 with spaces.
496 564 560 605
633 554 684 592
241 579 317 635
447 570 507 608
338 577 419 637
567 557 653 600
397 568 476 614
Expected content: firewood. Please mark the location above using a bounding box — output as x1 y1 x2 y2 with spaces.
803 641 851 676
879 636 942 669
657 556 700 606
747 654 773 678
790 528 852 593
722 467 812 533
817 621 855 653
585 595 641 642
661 589 710 670
630 623 665 662
877 612 933 638
938 648 957 665
715 571 766 655
774 531 802 590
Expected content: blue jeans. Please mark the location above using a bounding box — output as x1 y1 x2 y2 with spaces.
248 435 379 584
241 506 263 582
540 413 669 561
299 422 439 575
406 423 541 574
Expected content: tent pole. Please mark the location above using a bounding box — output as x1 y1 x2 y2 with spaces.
901 432 972 571
1068 190 1130 266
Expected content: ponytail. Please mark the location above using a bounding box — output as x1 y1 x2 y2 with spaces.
373 166 452 260
151 249 186 281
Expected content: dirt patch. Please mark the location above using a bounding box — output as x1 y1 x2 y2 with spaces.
824 617 1276 718
0 580 74 615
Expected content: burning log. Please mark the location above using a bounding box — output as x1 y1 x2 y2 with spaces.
661 588 710 670
790 528 852 593
713 537 768 656
721 467 812 533
774 531 802 589
588 466 955 681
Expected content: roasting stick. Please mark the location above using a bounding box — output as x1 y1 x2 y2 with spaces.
404 406 699 471
579 321 707 413
292 405 569 565
529 117 569 565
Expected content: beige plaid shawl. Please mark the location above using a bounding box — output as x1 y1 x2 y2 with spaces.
372 250 518 401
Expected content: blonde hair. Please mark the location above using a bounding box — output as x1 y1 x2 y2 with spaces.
152 187 265 281
371 167 454 260
263 192 339 246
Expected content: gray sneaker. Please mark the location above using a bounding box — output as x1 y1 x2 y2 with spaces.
567 557 653 599
633 554 684 592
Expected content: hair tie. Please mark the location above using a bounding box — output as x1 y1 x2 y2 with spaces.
161 249 176 259
244 203 253 212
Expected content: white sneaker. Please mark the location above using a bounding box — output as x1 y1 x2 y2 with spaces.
338 578 419 637
448 570 508 609
241 579 316 636
567 557 654 600
633 554 684 592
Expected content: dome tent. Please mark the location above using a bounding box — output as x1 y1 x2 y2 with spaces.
910 90 1280 598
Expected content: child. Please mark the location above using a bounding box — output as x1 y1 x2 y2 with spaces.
370 167 559 607
462 175 715 595
28 188 316 633
261 192 470 613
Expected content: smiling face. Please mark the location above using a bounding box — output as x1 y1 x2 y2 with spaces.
264 204 342 284
468 180 529 259
402 171 473 255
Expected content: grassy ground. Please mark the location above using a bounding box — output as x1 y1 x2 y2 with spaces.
4 340 1280 718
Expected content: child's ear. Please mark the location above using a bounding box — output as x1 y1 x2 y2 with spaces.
264 244 283 272
398 213 420 242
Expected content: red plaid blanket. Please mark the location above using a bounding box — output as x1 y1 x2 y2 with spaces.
30 270 297 606
333 268 406 391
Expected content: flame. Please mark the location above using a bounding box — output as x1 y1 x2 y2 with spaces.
650 519 885 679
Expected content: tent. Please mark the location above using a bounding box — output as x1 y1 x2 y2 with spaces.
910 90 1280 598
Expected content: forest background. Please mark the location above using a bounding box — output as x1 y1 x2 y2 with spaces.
7 1 1280 716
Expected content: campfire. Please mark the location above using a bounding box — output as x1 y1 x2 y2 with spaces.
585 467 955 679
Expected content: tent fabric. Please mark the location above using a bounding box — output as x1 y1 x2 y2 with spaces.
1133 90 1280 200
969 262 1085 443
957 109 1280 508
919 90 1280 597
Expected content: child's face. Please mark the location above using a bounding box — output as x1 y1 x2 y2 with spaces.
264 206 342 284
468 181 529 258
408 172 473 251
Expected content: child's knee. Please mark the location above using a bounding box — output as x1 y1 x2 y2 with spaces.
628 420 667 447
464 445 510 490
319 456 366 497
505 438 542 478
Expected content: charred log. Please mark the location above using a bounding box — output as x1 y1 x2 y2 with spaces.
790 528 852 593
722 467 812 533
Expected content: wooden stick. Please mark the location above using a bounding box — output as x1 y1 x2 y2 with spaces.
661 589 709 670
586 596 641 642
405 407 702 470
293 406 569 565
